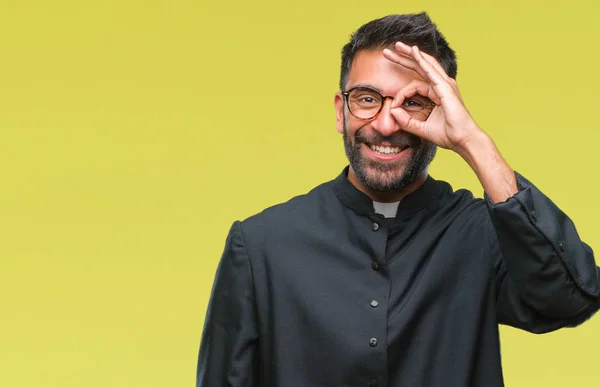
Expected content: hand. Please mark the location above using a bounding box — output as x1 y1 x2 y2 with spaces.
383 42 517 202
383 42 483 153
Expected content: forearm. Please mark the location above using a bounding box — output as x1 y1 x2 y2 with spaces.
456 130 600 323
456 130 517 203
487 172 600 323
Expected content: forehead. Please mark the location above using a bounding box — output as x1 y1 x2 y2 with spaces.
346 49 425 95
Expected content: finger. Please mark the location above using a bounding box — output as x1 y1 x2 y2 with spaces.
393 41 413 56
402 43 451 82
411 46 458 105
395 43 461 99
389 42 458 93
390 79 441 108
448 78 464 104
423 56 462 101
388 43 463 108
389 107 426 137
382 48 428 80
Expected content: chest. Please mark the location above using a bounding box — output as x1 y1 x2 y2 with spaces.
253 210 495 332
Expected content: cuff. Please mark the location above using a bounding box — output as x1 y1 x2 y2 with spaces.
484 171 600 299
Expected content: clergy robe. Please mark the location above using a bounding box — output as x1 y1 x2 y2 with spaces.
197 167 600 387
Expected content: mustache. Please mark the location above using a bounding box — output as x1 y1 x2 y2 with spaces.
354 129 420 148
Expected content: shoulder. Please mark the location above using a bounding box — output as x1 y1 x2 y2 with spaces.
237 178 338 240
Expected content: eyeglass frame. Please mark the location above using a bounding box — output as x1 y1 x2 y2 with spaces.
341 85 436 121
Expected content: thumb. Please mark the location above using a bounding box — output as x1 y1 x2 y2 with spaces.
390 107 425 137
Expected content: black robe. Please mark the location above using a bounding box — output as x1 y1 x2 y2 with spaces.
197 167 600 386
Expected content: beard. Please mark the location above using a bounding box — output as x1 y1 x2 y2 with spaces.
343 117 437 192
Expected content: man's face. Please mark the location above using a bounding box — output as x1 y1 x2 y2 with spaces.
335 50 437 192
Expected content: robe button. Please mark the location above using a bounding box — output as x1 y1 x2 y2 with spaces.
558 242 565 252
369 338 378 347
372 222 380 231
371 261 380 270
370 300 379 308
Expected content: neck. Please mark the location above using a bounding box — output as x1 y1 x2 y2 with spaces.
347 166 428 203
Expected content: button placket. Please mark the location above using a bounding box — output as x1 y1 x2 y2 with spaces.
367 214 386 385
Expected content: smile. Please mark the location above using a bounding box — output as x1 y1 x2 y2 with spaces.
368 143 407 155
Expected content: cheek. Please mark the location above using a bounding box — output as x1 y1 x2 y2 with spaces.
344 117 367 138
344 125 360 144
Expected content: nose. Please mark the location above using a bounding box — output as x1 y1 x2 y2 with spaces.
370 97 401 137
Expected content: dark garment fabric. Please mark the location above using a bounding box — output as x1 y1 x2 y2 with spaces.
197 167 600 387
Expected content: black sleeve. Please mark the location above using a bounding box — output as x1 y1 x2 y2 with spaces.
486 172 600 333
197 221 259 386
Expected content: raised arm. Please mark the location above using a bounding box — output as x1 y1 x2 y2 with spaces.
383 41 600 331
485 173 600 331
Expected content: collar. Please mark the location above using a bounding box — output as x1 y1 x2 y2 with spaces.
332 165 446 219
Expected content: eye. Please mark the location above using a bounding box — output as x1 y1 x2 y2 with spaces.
402 98 426 109
352 93 380 105
359 96 376 104
348 88 383 107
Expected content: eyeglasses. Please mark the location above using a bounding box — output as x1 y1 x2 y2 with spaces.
341 86 436 121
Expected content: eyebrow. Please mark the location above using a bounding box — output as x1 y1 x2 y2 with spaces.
349 84 390 96
351 84 381 91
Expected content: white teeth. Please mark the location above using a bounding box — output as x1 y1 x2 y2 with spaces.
369 144 402 155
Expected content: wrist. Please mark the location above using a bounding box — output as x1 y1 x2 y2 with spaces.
454 130 517 203
454 129 494 168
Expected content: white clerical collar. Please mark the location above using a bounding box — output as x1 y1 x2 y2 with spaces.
372 201 400 218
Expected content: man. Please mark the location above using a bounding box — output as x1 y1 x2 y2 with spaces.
197 13 600 386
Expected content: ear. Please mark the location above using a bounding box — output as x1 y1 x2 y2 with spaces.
334 92 345 134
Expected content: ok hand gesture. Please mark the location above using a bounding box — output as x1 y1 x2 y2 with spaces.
383 42 482 153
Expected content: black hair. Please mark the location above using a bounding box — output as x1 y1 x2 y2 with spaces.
339 12 457 90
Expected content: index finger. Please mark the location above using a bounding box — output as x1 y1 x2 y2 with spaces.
382 48 429 80
394 42 452 81
410 46 455 100
390 79 441 108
